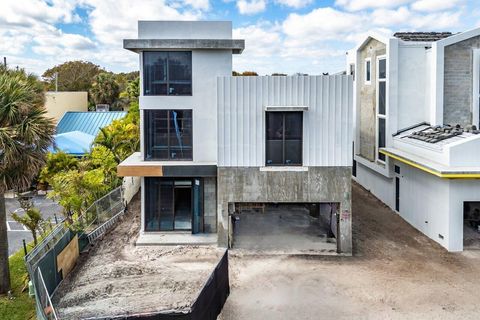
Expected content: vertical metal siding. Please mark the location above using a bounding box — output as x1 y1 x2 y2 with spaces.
218 76 353 167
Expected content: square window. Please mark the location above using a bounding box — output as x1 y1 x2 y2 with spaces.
143 51 192 96
145 110 193 160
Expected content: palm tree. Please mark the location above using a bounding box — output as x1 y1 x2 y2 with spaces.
0 66 55 294
89 72 120 107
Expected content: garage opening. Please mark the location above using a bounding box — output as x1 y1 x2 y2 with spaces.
230 202 339 252
464 201 480 249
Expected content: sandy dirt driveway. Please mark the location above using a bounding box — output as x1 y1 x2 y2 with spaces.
219 182 480 320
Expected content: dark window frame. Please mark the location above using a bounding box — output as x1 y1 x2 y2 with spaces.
143 51 193 96
265 111 303 166
144 109 193 161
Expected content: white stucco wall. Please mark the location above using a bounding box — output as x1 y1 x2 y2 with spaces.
397 44 430 129
396 162 450 249
449 179 480 251
359 158 480 252
139 49 232 163
354 162 395 209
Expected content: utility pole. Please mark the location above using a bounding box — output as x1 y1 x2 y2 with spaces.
55 72 58 92
3 57 6 68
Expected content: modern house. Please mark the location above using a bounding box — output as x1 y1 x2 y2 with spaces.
347 28 480 252
118 20 353 254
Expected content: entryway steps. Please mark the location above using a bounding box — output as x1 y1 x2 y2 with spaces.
136 233 217 246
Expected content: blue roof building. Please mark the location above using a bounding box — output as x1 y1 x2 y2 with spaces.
56 111 127 136
54 111 127 155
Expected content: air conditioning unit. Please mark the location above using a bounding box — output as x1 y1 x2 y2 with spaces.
96 104 110 112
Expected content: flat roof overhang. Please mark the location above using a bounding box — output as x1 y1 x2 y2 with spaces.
380 148 480 179
123 39 245 54
117 153 217 177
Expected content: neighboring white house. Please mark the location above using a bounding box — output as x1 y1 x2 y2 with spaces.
117 20 354 254
347 29 480 252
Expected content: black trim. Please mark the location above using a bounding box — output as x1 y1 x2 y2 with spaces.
162 165 217 177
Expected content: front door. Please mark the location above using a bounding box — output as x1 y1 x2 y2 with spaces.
173 181 192 230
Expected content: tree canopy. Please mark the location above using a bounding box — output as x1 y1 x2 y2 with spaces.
42 60 104 92
89 72 120 106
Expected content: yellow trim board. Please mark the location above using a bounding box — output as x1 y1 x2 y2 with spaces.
379 150 480 179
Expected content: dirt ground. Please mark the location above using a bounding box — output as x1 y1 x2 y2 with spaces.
52 194 224 319
219 182 480 320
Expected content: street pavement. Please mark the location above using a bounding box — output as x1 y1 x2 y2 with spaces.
5 196 63 256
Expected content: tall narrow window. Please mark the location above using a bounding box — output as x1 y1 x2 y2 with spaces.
377 57 387 162
266 112 303 166
144 110 193 160
143 51 192 96
365 58 371 84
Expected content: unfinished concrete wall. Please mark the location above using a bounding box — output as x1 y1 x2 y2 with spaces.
444 35 480 126
203 177 217 233
359 38 386 161
217 167 352 254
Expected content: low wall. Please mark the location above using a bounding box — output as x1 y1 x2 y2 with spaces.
123 176 141 205
217 167 352 253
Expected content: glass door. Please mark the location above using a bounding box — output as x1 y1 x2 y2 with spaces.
173 180 192 230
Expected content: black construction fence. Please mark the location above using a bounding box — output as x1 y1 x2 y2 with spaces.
85 250 230 320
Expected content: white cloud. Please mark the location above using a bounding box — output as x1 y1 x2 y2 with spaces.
0 0 79 27
411 0 464 13
282 7 363 41
371 6 411 26
81 0 199 46
236 0 267 15
274 0 313 9
335 0 413 11
183 0 210 10
234 24 282 57
371 6 461 29
0 30 31 55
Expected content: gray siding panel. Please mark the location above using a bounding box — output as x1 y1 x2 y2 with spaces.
218 75 353 167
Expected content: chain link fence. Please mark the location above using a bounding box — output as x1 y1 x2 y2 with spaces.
25 186 125 320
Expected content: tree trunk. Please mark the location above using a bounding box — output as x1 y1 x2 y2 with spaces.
0 193 11 294
32 230 38 246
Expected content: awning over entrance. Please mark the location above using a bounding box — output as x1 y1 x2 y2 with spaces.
117 152 217 177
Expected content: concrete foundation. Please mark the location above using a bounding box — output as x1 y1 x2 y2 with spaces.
204 177 217 233
217 167 352 254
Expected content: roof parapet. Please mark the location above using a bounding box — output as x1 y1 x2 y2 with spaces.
123 39 245 54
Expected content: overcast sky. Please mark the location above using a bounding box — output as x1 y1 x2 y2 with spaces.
1 0 479 76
